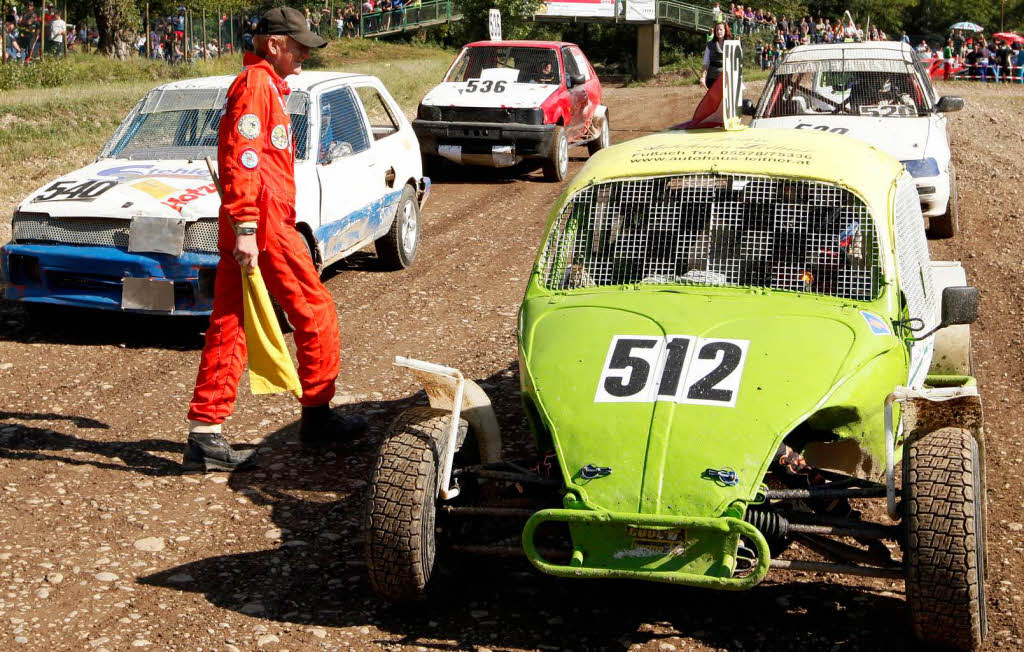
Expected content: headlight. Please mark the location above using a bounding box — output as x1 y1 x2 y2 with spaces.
417 103 441 121
902 158 940 178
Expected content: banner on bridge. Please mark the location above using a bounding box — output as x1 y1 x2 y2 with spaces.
624 0 655 21
537 0 616 19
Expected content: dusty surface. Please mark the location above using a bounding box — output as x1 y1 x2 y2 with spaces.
1 80 1023 651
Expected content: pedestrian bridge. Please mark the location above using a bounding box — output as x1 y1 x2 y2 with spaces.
361 0 462 38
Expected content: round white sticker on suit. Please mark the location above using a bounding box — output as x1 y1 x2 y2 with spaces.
270 124 289 150
239 148 259 169
237 113 261 139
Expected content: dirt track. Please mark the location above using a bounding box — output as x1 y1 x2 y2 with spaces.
1 81 1022 651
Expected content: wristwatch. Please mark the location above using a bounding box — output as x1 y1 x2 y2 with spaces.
233 222 257 236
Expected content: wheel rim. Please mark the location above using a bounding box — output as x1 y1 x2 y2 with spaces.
601 119 610 147
558 133 568 175
401 199 417 256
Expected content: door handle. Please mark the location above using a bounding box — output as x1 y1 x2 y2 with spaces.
384 166 396 188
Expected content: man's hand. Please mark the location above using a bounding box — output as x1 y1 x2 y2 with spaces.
233 233 259 271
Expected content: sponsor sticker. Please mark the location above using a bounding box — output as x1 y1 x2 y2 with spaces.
860 311 892 336
32 179 118 203
237 113 261 139
131 179 178 200
239 149 259 169
270 124 289 150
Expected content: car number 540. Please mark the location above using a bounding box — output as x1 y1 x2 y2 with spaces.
594 335 750 407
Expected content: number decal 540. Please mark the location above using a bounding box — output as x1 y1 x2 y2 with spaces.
595 335 750 407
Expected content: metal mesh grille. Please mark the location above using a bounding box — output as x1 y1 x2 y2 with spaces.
13 215 220 253
446 46 561 85
539 174 881 301
101 89 311 161
759 48 933 118
893 172 936 383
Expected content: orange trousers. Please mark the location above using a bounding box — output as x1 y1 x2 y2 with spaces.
187 209 339 424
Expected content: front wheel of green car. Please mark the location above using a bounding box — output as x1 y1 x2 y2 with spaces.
904 427 987 651
364 407 466 602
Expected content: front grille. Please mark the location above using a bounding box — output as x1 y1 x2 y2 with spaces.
12 215 219 254
437 106 543 125
540 174 881 301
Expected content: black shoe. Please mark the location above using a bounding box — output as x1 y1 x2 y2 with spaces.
182 432 256 472
299 405 369 452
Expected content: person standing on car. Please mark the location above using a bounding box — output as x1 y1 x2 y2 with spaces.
700 21 731 90
183 6 367 472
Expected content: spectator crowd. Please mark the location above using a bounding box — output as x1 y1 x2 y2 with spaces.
922 30 1024 83
4 2 89 63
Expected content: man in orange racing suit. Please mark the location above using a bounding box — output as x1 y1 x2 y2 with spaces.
183 6 366 472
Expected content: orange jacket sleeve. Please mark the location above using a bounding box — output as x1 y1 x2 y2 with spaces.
218 69 270 224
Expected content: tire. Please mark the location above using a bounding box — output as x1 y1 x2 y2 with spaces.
364 407 467 602
542 126 569 182
928 166 959 239
375 184 419 270
904 427 987 651
587 112 610 156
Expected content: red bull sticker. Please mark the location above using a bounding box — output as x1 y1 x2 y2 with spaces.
270 124 289 150
860 311 892 336
237 113 261 139
239 149 259 169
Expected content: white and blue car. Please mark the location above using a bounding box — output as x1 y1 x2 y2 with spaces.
1 72 428 316
751 41 963 238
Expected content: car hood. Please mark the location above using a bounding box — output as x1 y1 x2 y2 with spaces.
16 159 221 221
752 115 932 162
421 81 558 110
520 292 899 517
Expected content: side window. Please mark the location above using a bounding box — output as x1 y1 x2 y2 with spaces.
354 86 400 141
561 47 580 81
570 47 590 81
317 87 370 165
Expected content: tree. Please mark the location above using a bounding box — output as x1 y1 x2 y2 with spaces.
94 0 140 58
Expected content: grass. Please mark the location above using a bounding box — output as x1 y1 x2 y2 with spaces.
0 40 455 227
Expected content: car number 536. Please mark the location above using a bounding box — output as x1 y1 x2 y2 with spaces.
594 335 750 407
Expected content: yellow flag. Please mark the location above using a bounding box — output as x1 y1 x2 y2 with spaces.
241 268 302 397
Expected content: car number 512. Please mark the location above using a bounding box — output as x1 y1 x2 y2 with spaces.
594 334 750 407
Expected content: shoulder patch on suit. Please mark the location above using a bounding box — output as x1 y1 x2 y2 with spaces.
270 124 289 150
238 113 261 140
239 148 260 169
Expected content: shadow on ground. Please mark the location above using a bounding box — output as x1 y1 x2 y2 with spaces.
138 364 915 651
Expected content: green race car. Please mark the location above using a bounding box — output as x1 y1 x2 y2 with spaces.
364 126 986 650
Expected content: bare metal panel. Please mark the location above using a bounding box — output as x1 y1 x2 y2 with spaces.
128 216 187 256
539 174 881 301
121 277 175 312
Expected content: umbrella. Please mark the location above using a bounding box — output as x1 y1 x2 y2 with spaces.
950 21 983 32
994 32 1024 44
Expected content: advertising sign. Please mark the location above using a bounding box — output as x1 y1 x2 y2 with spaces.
624 0 655 21
538 0 616 19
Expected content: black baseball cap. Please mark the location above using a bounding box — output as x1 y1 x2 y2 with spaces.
255 6 328 49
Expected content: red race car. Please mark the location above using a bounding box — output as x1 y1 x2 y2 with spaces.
413 40 610 181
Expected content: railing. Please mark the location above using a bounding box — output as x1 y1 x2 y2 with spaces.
657 0 776 34
360 0 460 38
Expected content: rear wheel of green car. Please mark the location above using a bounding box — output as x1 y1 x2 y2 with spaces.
904 427 987 651
364 407 466 602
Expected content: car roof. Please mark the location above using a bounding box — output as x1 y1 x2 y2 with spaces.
564 127 905 220
154 71 377 93
784 40 918 63
464 40 577 50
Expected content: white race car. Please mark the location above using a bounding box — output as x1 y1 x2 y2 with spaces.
1 72 427 316
750 42 963 237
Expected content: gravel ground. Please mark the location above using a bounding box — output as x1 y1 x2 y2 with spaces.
0 80 1022 652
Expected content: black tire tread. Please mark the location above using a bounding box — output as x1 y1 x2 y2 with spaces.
375 184 418 270
905 426 985 651
542 126 567 182
929 166 958 239
364 407 466 602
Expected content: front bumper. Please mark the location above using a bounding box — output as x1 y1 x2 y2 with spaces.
913 174 950 218
1 243 219 315
522 508 770 590
413 119 557 167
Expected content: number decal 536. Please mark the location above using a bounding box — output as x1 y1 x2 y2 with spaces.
595 335 750 407
465 79 507 93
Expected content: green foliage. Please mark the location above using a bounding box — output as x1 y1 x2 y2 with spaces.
451 0 544 42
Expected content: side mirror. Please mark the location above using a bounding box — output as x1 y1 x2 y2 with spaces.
936 96 964 113
939 286 978 327
741 99 756 116
568 73 585 88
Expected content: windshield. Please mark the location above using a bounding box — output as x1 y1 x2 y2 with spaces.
758 54 933 118
445 46 560 85
101 88 310 160
539 174 882 302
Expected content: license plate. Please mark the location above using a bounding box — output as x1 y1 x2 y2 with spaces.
128 216 186 256
121 277 175 312
626 525 686 552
